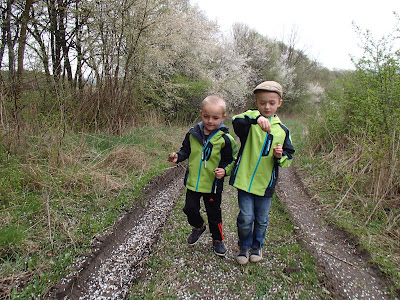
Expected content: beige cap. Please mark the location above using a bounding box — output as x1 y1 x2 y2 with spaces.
253 81 283 98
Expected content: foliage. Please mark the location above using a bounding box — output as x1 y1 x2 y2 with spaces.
230 24 325 113
308 25 400 200
0 0 333 133
302 20 400 295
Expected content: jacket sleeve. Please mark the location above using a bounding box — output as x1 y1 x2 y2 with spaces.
277 125 295 168
232 110 260 142
176 131 191 163
219 134 237 176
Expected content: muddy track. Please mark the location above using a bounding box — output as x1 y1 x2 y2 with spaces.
49 165 392 299
48 165 185 299
276 167 391 299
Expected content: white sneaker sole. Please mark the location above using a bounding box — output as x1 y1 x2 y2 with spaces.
249 254 262 263
236 255 249 265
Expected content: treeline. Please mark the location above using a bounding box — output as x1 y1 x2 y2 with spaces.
0 0 333 136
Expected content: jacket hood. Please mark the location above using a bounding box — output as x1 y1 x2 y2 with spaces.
197 121 229 133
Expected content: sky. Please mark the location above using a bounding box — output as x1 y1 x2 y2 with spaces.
190 0 400 70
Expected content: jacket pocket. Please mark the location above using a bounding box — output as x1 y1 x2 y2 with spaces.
261 134 273 157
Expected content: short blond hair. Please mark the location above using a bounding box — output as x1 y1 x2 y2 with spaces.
201 95 226 115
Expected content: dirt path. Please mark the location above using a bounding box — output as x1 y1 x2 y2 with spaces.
48 165 185 299
276 167 391 299
50 165 392 299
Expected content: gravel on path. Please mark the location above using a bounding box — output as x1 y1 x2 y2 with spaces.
49 165 185 299
277 167 391 299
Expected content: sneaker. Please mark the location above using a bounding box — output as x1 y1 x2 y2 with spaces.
249 248 262 263
213 241 227 257
187 225 206 245
236 248 249 265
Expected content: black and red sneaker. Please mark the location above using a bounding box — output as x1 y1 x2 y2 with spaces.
213 241 227 257
187 225 206 245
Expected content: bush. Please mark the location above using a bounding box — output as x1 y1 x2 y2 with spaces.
305 24 400 294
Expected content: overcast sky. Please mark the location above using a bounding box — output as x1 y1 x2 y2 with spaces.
190 0 400 70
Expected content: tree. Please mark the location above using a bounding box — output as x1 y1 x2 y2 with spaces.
16 0 34 81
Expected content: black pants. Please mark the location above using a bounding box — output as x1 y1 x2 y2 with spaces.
183 189 224 241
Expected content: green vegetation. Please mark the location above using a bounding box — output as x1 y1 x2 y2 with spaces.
290 25 400 296
1 0 331 135
0 124 186 298
1 0 399 297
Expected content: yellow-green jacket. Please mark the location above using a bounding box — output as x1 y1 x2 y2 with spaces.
176 122 237 194
229 110 295 197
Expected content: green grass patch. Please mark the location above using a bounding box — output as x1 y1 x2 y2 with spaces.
0 125 186 298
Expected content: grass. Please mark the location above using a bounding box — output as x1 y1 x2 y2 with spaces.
129 183 331 299
284 117 400 297
0 124 186 298
2 113 398 298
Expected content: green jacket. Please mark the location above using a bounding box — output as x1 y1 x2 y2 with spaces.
228 110 295 197
176 122 237 194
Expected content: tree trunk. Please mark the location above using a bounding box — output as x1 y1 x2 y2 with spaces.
16 0 34 81
57 0 73 85
48 0 62 80
31 19 51 78
74 0 83 90
0 1 12 80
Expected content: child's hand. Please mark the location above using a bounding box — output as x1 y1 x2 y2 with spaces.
168 152 178 163
214 168 226 179
273 144 283 158
257 116 271 133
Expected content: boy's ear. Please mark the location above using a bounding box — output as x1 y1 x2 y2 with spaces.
222 114 226 121
278 98 283 107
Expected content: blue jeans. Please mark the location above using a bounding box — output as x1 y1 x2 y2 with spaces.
237 189 271 250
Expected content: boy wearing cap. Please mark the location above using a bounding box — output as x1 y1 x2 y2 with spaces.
168 95 237 256
228 81 295 264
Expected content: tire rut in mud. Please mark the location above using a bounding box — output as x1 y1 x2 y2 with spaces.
48 165 185 299
276 166 391 299
49 164 392 299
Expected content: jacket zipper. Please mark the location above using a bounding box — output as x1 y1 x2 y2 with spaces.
268 166 275 187
195 130 219 191
213 179 218 193
248 133 269 192
233 155 241 177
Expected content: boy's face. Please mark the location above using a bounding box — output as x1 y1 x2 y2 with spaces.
200 103 226 134
255 91 282 117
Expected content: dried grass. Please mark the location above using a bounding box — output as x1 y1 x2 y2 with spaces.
0 107 191 297
313 127 400 271
0 270 35 299
19 135 151 197
94 145 149 172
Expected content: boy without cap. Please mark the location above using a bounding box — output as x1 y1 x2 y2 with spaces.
168 95 237 256
228 81 295 264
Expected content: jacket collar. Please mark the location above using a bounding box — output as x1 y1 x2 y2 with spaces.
190 121 228 144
